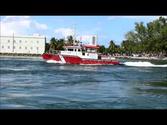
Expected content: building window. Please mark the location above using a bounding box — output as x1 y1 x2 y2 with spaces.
2 46 4 48
14 40 16 43
25 41 27 43
8 40 10 43
19 46 21 49
14 46 15 49
19 40 22 43
8 46 10 49
31 47 33 50
37 47 39 50
37 41 39 43
25 47 27 49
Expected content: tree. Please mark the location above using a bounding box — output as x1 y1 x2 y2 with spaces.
49 37 65 51
115 45 121 53
45 43 50 53
121 40 136 55
108 40 117 54
125 31 137 42
57 39 65 50
122 16 167 56
98 45 106 54
49 37 57 51
66 35 74 46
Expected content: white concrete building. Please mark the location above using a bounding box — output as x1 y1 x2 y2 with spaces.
0 35 46 54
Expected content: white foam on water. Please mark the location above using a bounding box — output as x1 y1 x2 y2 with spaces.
80 64 103 66
0 67 30 71
46 60 63 64
124 61 167 67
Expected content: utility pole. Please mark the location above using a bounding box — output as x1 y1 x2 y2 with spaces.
0 16 1 52
13 32 14 52
96 34 98 45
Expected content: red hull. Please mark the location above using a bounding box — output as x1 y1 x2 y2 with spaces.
42 53 120 65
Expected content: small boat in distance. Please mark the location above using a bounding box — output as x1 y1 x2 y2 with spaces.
42 43 120 65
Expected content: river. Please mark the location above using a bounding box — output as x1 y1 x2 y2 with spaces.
0 57 167 109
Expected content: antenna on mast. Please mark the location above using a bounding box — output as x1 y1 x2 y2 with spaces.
73 24 76 45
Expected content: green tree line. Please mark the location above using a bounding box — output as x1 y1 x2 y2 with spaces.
121 16 167 56
45 36 79 53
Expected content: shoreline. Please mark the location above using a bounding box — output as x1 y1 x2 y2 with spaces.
0 54 42 59
0 54 167 61
116 56 167 61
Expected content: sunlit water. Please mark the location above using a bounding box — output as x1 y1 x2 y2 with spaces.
0 57 167 109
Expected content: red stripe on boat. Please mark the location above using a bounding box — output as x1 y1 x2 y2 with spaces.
42 53 61 61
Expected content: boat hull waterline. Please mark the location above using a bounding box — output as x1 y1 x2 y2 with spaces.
42 53 120 65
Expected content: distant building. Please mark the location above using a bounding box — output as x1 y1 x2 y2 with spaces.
79 35 98 46
92 35 97 45
0 35 46 54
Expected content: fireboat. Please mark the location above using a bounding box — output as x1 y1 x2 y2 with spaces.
42 36 120 65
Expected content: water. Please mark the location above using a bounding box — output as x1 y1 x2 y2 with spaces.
0 57 167 109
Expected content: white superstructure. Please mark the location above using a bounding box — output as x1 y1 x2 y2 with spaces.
60 45 99 60
0 35 46 54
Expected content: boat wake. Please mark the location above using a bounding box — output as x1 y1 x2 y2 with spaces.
123 61 167 67
46 60 66 64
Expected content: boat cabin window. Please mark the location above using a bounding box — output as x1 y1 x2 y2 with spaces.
91 49 96 52
81 48 85 52
98 55 101 60
78 49 81 52
82 52 85 56
86 48 97 53
68 49 73 51
87 49 90 52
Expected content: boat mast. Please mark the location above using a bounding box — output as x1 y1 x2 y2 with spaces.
73 24 75 45
13 32 14 52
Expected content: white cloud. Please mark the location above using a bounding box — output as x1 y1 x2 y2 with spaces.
0 16 48 36
32 20 48 30
2 16 30 22
107 16 167 21
54 28 75 38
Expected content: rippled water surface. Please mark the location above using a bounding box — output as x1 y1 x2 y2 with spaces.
0 57 167 109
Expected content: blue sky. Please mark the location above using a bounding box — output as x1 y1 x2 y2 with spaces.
1 16 165 47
